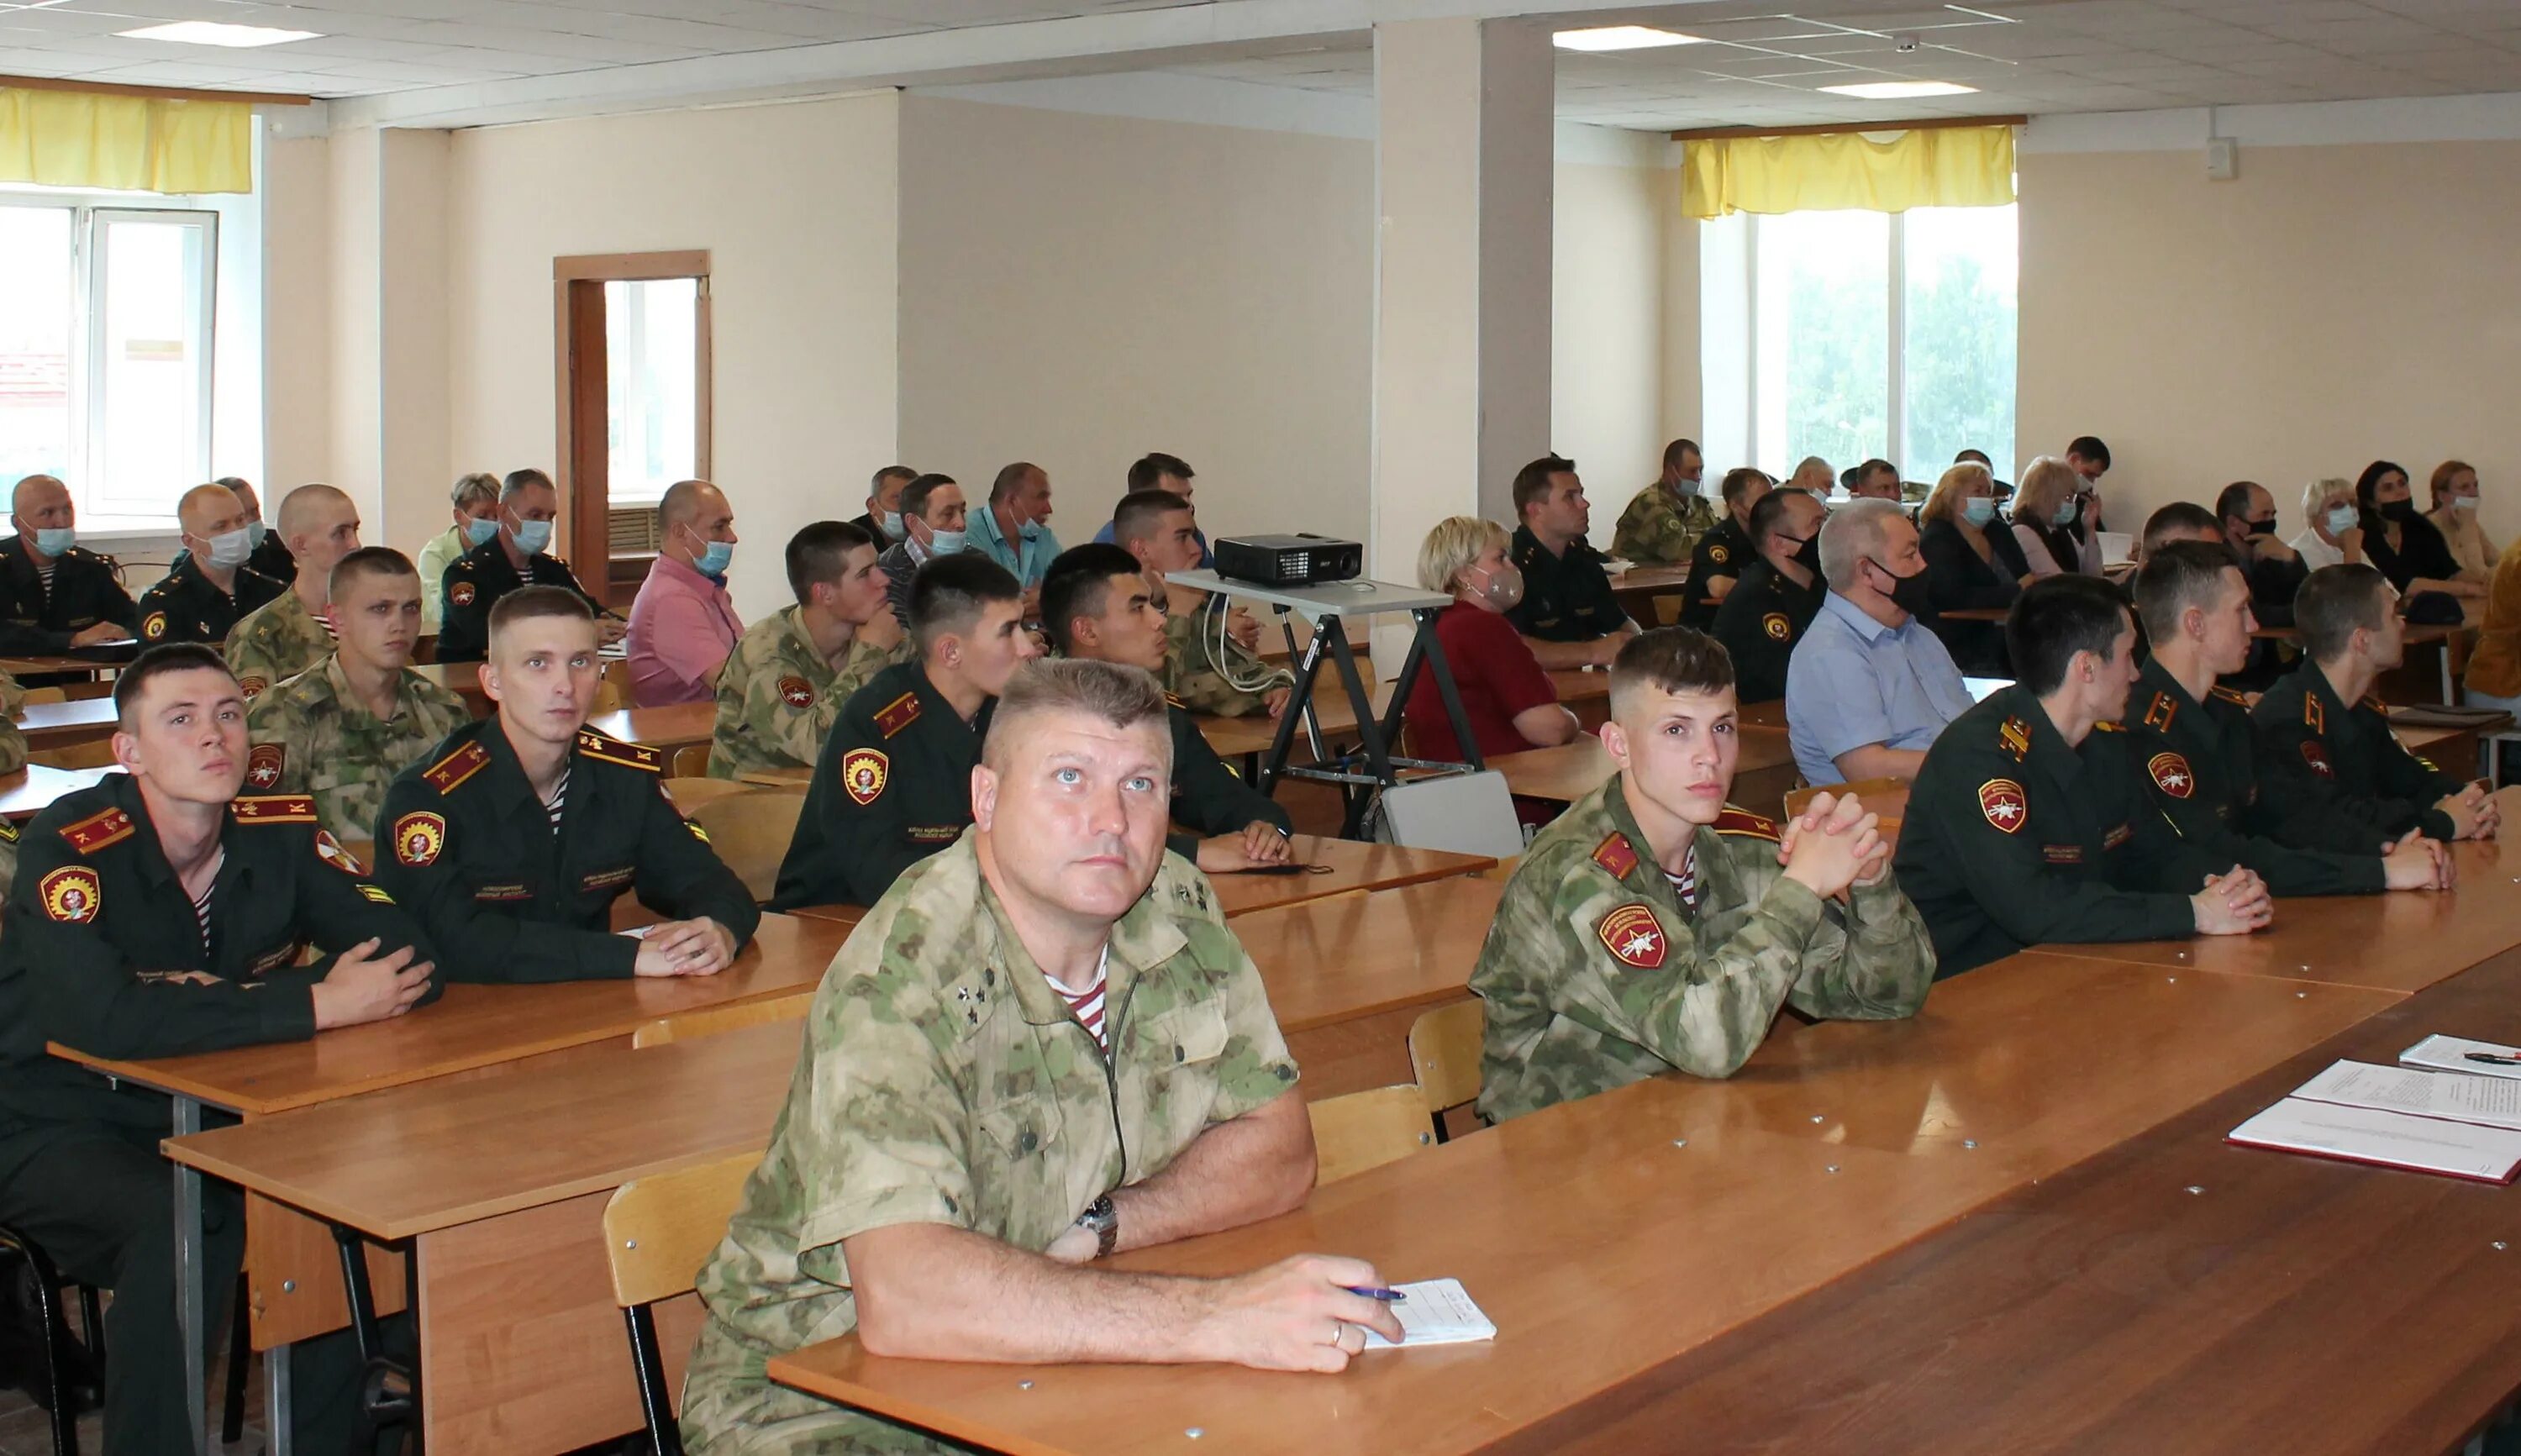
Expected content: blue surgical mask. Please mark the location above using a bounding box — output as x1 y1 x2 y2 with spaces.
879 510 905 541
929 527 966 555
1018 518 1045 543
463 516 498 548
2325 504 2360 537
687 528 734 579
1961 497 1998 527
245 520 268 549
510 516 553 555
202 526 255 570
32 526 74 556
2053 499 2079 527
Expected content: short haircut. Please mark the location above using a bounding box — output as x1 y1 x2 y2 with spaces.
2303 476 2353 520
785 520 875 603
114 643 235 725
2296 563 2391 661
487 584 593 647
1039 543 1145 655
1857 458 1897 486
1112 489 1191 549
329 545 417 602
1608 626 1734 718
983 657 1168 773
2066 436 2112 469
1510 455 1576 518
2355 460 2408 512
2007 574 2132 696
871 465 917 493
1746 486 1812 549
990 461 1041 503
1662 438 1700 471
1817 497 1903 588
2133 539 2242 642
1126 453 1194 493
1839 465 1861 491
213 476 252 495
1920 461 1994 525
656 478 715 529
908 551 1021 654
2430 460 2475 505
1955 448 1992 466
451 471 501 509
2012 456 2081 529
1416 515 1508 594
903 472 958 523
503 468 554 499
276 482 351 538
2212 481 2262 526
2139 501 2222 555
1719 465 1771 507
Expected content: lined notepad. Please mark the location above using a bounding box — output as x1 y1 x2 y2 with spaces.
1360 1279 1496 1349
2399 1034 2521 1081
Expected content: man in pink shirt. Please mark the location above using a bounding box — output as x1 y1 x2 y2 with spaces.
625 479 744 706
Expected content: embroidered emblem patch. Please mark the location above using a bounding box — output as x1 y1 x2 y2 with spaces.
142 611 167 641
239 675 268 700
59 807 135 854
1590 832 1639 879
2148 751 2195 800
842 748 888 806
1596 903 1667 970
313 830 365 875
2041 844 2084 865
2301 739 2334 779
1707 544 1729 565
39 865 100 923
1978 778 2028 833
449 581 476 607
245 743 285 791
392 812 446 868
1998 717 2031 764
1762 612 1791 642
776 675 813 708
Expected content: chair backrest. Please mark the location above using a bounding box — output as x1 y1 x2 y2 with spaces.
592 669 630 715
670 742 712 779
1376 770 1524 859
33 739 117 770
1783 775 1907 820
1307 1085 1435 1185
631 989 814 1049
600 1149 761 1308
18 686 65 706
690 789 806 902
661 776 750 812
1408 1000 1485 1119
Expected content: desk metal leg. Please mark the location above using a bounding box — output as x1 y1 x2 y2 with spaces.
173 1094 208 1456
266 1343 292 1456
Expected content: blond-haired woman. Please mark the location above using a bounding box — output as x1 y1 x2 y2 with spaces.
1916 460 2034 675
1406 516 1579 764
2291 477 2362 570
418 471 503 633
2427 460 2497 582
2009 456 2102 576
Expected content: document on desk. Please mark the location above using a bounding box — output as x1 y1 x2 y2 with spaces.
2398 1034 2521 1080
1360 1279 1496 1350
2228 1097 2521 1184
2292 1059 2521 1131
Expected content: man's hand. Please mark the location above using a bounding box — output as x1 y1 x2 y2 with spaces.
311 939 434 1030
633 917 737 977
2252 534 2297 562
1193 1254 1406 1371
2191 865 2273 936
1777 791 1880 901
1042 1222 1100 1266
1022 585 1043 622
2435 782 2501 841
597 618 629 646
68 621 124 648
1264 686 1292 721
1226 607 1263 650
2380 828 2455 891
1195 824 1293 874
858 607 904 651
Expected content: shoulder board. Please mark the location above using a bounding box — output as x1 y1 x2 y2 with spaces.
1997 715 2032 763
2091 719 2126 733
1714 807 1782 842
575 728 661 772
2208 685 2251 707
232 794 318 825
2360 692 2389 713
57 806 135 855
873 691 922 739
1164 691 1187 712
1590 832 1639 878
2303 696 2326 734
2140 691 2177 733
422 739 492 795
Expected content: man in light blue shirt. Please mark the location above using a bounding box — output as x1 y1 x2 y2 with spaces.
1785 497 1975 785
967 460 1063 602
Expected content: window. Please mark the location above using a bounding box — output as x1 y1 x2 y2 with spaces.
603 276 701 507
1704 203 2016 485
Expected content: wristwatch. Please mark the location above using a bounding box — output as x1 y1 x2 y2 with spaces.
1077 1194 1118 1260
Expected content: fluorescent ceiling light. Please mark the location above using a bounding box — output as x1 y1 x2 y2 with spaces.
117 20 320 47
1554 25 1704 51
1818 80 1979 99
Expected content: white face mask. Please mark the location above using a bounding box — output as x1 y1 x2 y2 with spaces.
2324 504 2360 538
199 526 255 570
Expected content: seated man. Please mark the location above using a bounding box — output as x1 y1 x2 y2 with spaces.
1116 488 1291 718
1783 498 1975 785
0 473 138 655
708 520 905 780
1092 451 1215 566
1710 486 1828 703
968 460 1062 605
876 470 966 627
224 482 363 699
625 479 745 707
1040 544 1293 872
2129 540 2450 893
217 476 297 581
138 481 285 644
1472 628 1934 1122
434 468 624 663
1895 576 2273 977
2215 479 2313 689
0 644 436 1453
2139 501 2221 560
2252 563 2500 844
771 555 1039 911
1679 467 1772 629
853 464 915 546
1846 457 1904 503
246 547 473 845
376 586 759 981
681 658 1399 1448
1610 437 1715 566
1503 454 1638 668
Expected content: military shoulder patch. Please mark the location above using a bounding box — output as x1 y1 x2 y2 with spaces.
58 807 135 855
245 742 286 791
2147 751 2195 799
576 728 661 772
1707 543 1730 565
1998 715 2032 763
448 580 477 607
2091 719 2125 733
2304 696 2325 735
0 819 17 844
2141 691 2177 733
1590 832 1639 879
421 739 491 795
392 811 446 867
1596 902 1669 970
775 675 814 709
1761 612 1791 642
312 829 366 875
872 691 922 739
1164 692 1187 711
38 865 100 923
141 611 168 641
2102 822 2134 850
233 794 318 825
1978 778 2028 833
2300 739 2334 779
841 747 888 807
1713 807 1781 842
685 817 712 844
239 675 269 700
2360 692 2390 712
355 883 395 905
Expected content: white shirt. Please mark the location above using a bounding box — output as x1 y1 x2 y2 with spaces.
2292 528 2344 570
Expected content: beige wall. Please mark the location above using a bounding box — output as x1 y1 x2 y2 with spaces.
261 134 333 497
2018 139 2521 546
1552 159 1666 506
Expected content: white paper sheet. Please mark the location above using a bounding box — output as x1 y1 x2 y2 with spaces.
1359 1278 1497 1349
2398 1033 2521 1080
2229 1096 2521 1183
2293 1059 2521 1131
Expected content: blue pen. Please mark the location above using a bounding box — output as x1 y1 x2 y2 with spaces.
1342 1285 1407 1302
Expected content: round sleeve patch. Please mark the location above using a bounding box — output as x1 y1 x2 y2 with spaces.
141 611 167 640
842 748 889 807
776 675 814 708
392 811 446 867
2300 739 2334 779
1596 903 1668 970
1978 777 2028 833
245 742 285 791
39 865 100 923
1762 612 1791 641
2147 751 2194 799
1707 544 1729 565
448 581 476 607
239 675 268 699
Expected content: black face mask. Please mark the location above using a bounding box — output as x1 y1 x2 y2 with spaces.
2247 518 2276 537
1792 533 1823 576
2382 499 2418 523
1869 557 1934 617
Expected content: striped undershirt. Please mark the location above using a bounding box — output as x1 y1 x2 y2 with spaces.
34 561 54 596
189 882 213 950
1664 842 1698 913
1048 946 1112 1054
541 764 569 833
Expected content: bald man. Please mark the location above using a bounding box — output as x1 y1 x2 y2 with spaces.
216 476 297 582
625 478 744 706
0 474 138 657
137 482 284 645
224 484 363 699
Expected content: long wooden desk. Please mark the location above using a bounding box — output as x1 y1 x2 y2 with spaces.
0 647 134 678
586 699 714 756
15 694 118 748
0 762 115 821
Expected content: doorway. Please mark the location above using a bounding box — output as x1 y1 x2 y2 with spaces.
552 250 711 609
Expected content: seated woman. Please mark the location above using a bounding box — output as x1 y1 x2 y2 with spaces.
2357 458 2480 604
2426 459 2497 584
2291 476 2362 569
2008 456 2102 576
2465 540 2521 772
1404 516 1580 765
1916 460 2034 676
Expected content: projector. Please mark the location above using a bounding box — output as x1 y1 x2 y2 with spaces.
1213 533 1363 587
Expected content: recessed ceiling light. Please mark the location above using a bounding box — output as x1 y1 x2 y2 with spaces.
117 20 321 48
1553 25 1705 52
1818 80 1979 99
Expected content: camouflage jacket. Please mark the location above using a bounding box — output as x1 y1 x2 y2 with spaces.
1471 773 1934 1122
1161 599 1289 718
224 589 335 702
244 655 472 845
682 834 1300 1452
1609 483 1718 566
708 605 904 780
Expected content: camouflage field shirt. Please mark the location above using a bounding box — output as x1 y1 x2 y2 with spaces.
244 655 472 844
224 589 336 702
1161 602 1289 718
709 606 905 780
1609 482 1718 566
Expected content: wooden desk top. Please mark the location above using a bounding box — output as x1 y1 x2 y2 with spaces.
15 696 118 745
2398 715 2509 751
739 766 814 788
1234 876 1506 1034
586 700 714 752
0 649 133 677
0 763 115 821
1484 727 1793 805
1610 565 1690 592
57 911 850 1117
766 953 2397 1456
1939 606 2009 623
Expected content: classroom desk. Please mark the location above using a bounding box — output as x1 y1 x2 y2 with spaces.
15 694 118 748
765 952 2399 1456
1192 669 1615 760
0 646 135 678
586 699 715 756
0 762 115 821
1482 726 1799 819
1608 565 1691 625
1504 946 2521 1456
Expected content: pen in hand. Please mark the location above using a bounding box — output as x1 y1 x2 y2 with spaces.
1341 1285 1408 1302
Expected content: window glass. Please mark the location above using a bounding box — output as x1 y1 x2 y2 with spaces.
1755 208 1887 476
1903 204 2018 480
604 277 699 507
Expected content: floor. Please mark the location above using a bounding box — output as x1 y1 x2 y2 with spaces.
0 1299 266 1455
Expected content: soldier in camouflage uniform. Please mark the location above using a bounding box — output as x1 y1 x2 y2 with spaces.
1113 487 1292 717
1610 438 1719 566
224 484 364 701
683 659 1399 1454
0 670 26 901
1473 627 1933 1122
708 521 908 780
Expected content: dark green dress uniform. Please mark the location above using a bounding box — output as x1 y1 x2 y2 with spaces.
771 660 996 911
1709 560 1825 703
434 534 606 664
2251 660 2465 844
1893 683 2224 978
2124 656 2383 895
134 555 283 645
1503 526 1632 643
1679 516 1751 630
0 777 437 1454
375 719 761 981
0 536 139 654
1163 694 1291 859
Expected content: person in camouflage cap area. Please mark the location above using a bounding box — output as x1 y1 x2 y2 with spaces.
708 520 909 780
682 659 1403 1453
1113 488 1292 719
1472 627 1934 1123
246 547 471 845
224 484 364 701
1609 437 1719 567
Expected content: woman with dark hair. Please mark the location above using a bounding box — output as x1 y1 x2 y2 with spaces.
2356 459 2479 602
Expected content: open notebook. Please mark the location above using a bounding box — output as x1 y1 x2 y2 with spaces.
2229 1059 2521 1183
1360 1279 1497 1350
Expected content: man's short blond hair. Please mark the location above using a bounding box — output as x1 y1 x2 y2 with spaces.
1416 516 1508 595
982 658 1169 772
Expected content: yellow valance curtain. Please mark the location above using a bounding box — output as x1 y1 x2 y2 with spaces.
1682 124 2013 219
0 86 254 194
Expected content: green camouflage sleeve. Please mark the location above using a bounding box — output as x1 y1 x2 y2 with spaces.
0 670 24 719
1162 611 1288 718
1150 855 1301 1124
1609 490 1704 566
1782 875 1937 1022
0 717 24 779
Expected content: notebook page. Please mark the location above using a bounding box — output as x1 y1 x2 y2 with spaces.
2293 1059 2521 1132
2229 1096 2521 1183
1360 1279 1496 1350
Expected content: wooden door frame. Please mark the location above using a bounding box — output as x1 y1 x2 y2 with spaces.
551 250 712 608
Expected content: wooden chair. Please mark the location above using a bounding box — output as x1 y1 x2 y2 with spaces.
690 790 806 903
661 776 750 812
1408 1000 1485 1142
1307 1085 1435 1185
31 740 116 770
601 1149 760 1456
1784 775 1907 819
591 669 630 714
18 686 66 706
631 989 814 1049
670 742 712 779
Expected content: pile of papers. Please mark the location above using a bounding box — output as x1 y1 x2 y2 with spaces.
2228 1037 2521 1184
